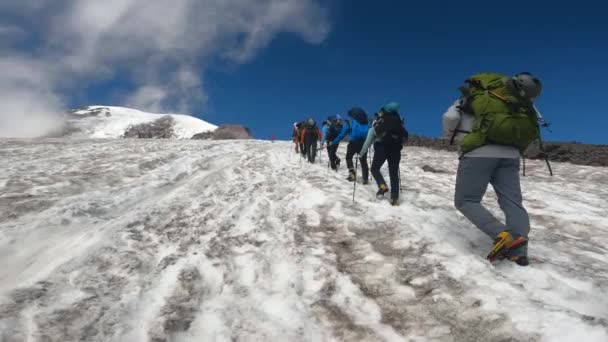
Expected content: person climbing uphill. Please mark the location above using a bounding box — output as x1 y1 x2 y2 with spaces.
330 107 370 184
321 115 343 170
444 72 545 266
292 122 302 153
300 118 322 163
360 102 408 206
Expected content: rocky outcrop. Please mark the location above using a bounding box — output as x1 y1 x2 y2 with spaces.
191 131 215 140
123 116 175 139
191 125 252 140
67 107 112 118
213 125 253 140
406 135 458 152
404 135 608 167
526 141 608 167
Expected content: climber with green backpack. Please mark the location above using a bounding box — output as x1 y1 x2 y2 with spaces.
443 72 547 266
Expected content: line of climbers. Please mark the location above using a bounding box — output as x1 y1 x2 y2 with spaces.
290 72 548 266
292 102 408 206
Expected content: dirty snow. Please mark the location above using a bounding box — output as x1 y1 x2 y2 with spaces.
0 138 607 342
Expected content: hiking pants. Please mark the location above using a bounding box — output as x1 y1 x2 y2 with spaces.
346 139 369 181
327 144 340 170
371 143 401 199
454 157 529 257
304 137 318 163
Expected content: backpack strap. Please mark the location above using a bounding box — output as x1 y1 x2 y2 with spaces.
465 78 513 105
449 129 471 145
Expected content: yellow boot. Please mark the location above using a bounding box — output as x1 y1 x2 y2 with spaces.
487 231 514 261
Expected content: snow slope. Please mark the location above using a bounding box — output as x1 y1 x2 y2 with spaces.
0 139 607 341
68 106 217 139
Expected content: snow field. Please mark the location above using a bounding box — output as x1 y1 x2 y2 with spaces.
0 138 606 341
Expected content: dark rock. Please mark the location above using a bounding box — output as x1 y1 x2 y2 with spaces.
405 135 458 152
191 124 253 140
404 134 608 168
191 131 215 140
123 116 175 139
526 141 608 167
212 125 253 140
67 107 111 119
421 165 448 174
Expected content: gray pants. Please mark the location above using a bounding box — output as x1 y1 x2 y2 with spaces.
454 157 529 257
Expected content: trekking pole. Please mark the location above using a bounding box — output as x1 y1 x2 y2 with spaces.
326 146 329 171
537 138 554 176
399 149 404 191
533 106 554 176
353 155 359 202
319 143 323 164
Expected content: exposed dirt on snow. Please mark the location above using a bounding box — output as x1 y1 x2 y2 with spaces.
1 138 607 341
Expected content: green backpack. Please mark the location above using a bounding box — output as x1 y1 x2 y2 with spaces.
458 73 540 154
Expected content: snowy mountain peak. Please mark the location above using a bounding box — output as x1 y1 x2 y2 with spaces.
65 106 217 139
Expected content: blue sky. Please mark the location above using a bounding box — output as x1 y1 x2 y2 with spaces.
3 1 606 143
201 1 607 144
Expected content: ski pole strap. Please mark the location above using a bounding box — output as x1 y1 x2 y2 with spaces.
488 90 511 104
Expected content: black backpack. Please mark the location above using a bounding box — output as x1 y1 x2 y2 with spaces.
348 107 368 125
305 124 318 140
326 120 342 141
375 112 408 147
327 122 342 140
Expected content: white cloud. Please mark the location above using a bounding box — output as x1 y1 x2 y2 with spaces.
0 24 24 36
0 0 331 137
0 55 66 138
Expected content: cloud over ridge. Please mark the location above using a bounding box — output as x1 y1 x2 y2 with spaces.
0 0 331 137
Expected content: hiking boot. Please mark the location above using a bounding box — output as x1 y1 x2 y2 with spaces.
509 256 530 266
336 159 341 167
487 232 528 261
487 231 514 261
390 198 399 206
362 179 369 185
346 170 356 182
376 184 389 198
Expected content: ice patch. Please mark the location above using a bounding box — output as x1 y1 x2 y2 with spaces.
296 187 326 209
305 210 321 226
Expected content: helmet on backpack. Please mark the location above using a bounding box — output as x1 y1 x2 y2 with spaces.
382 102 400 114
510 72 542 102
327 115 342 124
